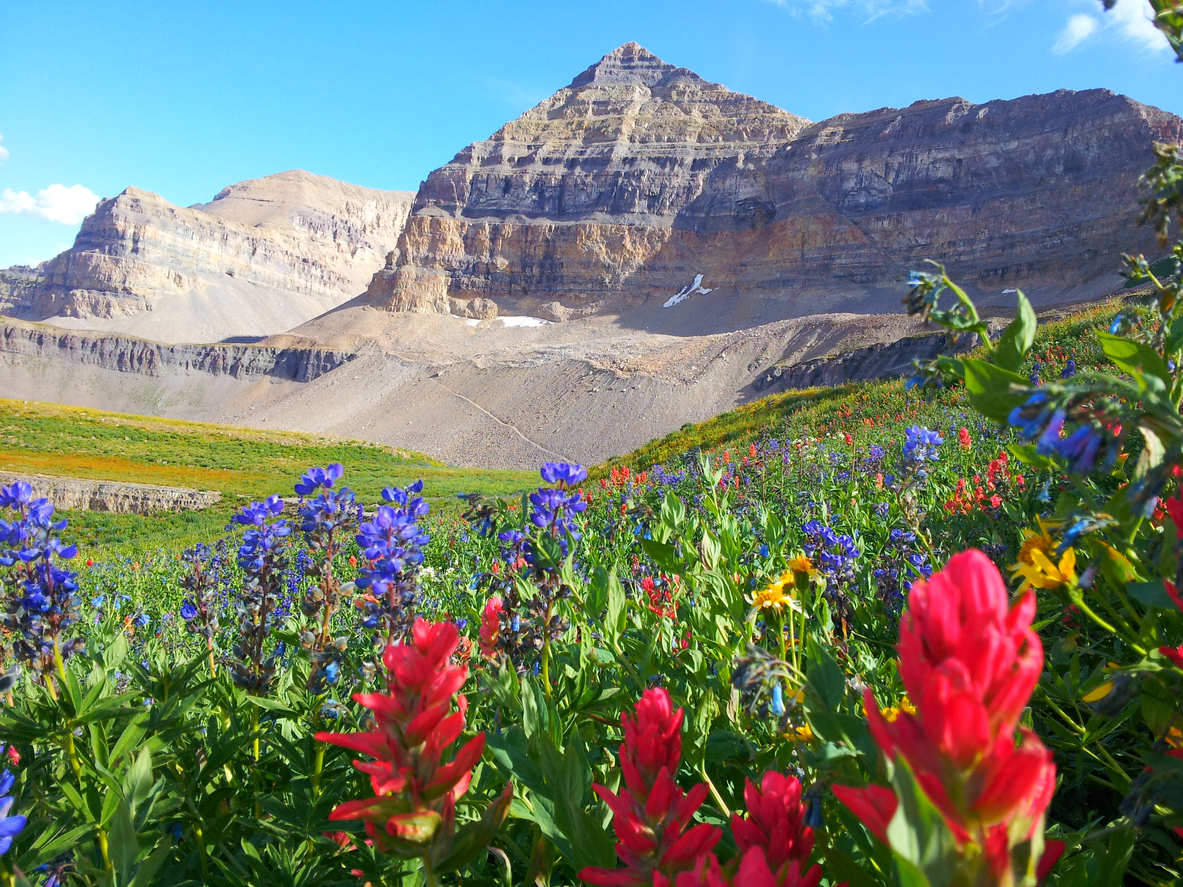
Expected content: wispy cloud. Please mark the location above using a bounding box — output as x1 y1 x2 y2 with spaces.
1054 13 1100 53
1053 0 1169 54
762 0 927 22
0 184 100 225
0 134 8 164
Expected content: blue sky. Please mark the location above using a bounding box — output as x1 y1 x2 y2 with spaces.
0 0 1178 267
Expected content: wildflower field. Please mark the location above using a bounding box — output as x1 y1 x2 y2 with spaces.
3 7 1183 884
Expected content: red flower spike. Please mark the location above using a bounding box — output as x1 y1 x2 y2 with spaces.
832 784 898 845
731 771 816 874
843 550 1059 885
580 689 721 887
315 619 507 866
479 596 503 658
1161 645 1183 670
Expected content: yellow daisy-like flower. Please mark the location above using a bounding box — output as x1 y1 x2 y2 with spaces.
752 585 789 613
880 696 916 723
786 722 814 743
788 555 817 579
1011 519 1076 590
750 571 801 614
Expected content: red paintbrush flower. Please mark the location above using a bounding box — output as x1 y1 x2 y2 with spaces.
1161 645 1183 670
479 596 503 658
315 619 507 863
836 550 1060 884
668 847 827 887
580 688 722 887
730 771 818 879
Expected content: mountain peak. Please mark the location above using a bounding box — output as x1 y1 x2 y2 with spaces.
569 42 687 89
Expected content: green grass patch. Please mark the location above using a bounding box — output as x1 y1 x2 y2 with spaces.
0 398 536 558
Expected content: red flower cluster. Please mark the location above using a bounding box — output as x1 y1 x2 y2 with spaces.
958 426 973 449
479 596 503 658
581 688 721 886
315 619 505 859
835 550 1061 883
944 453 1024 515
582 690 831 887
642 576 679 620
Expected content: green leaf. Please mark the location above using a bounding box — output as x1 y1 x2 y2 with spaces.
639 538 679 574
605 570 627 643
128 840 174 887
1097 330 1171 388
552 741 615 870
994 290 1037 372
1129 580 1176 610
660 491 685 528
586 567 609 619
433 783 514 874
886 758 959 887
109 796 141 885
962 358 1029 423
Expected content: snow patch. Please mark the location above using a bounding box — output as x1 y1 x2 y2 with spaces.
500 316 552 328
466 319 480 327
664 274 714 308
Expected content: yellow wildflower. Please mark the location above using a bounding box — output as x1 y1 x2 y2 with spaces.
881 696 916 723
1167 726 1183 749
788 555 817 579
787 722 814 743
750 572 801 614
1082 682 1113 703
1011 519 1076 590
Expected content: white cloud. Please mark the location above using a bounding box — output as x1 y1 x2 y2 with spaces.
762 0 927 21
1053 0 1170 55
0 184 100 225
0 134 8 164
1054 13 1099 53
1105 0 1171 51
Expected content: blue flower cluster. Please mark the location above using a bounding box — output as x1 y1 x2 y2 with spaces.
228 496 292 693
800 520 860 585
355 481 430 645
295 464 357 542
872 528 932 611
0 752 25 857
1008 392 1110 475
902 426 943 464
0 481 83 674
234 495 291 572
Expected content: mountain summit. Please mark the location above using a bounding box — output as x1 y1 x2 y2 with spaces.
568 41 702 88
366 43 1183 322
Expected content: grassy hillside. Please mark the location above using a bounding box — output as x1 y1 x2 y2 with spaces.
0 399 536 556
597 300 1113 475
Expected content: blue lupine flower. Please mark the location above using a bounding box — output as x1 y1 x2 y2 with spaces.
903 426 943 463
540 462 588 487
770 683 785 717
0 759 26 856
1109 314 1124 335
1061 359 1076 379
180 600 198 622
293 463 344 496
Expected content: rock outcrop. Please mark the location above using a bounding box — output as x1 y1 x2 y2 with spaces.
0 472 220 514
0 319 354 382
368 43 1182 320
9 171 414 343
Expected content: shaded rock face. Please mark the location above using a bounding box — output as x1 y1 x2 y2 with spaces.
370 43 1183 319
14 171 414 343
0 319 353 382
0 472 221 514
371 43 810 314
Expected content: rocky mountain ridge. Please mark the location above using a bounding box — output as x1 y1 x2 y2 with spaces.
5 171 414 343
367 43 1182 323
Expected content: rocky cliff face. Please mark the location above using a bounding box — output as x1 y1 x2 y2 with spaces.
0 472 221 514
0 319 354 382
369 43 1183 320
12 171 414 343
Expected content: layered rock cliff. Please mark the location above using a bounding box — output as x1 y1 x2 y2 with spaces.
10 171 414 343
369 43 1183 320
